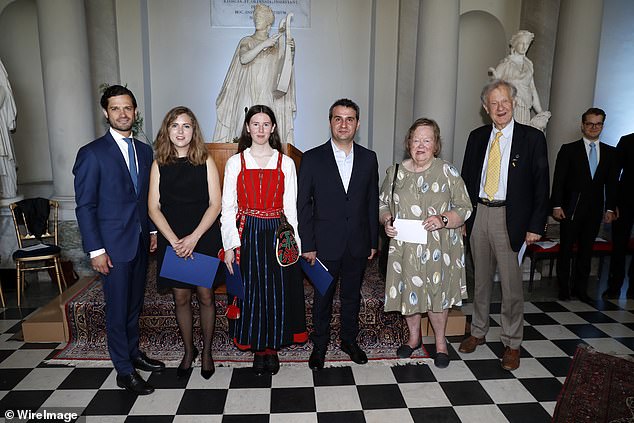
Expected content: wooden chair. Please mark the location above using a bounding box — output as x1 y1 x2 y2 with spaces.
9 199 67 307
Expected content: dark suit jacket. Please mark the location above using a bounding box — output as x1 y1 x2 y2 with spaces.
551 139 618 223
615 133 634 208
73 131 154 262
461 122 550 252
297 140 379 260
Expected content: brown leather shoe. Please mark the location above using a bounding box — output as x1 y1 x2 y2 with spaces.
501 346 520 370
458 336 485 353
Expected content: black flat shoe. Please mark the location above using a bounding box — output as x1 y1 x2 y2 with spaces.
116 371 154 395
340 341 368 365
177 348 199 379
434 352 450 368
396 341 422 359
133 351 166 372
308 348 325 371
201 354 215 380
253 354 266 376
264 352 280 375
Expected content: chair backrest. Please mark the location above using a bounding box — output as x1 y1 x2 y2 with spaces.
9 199 59 248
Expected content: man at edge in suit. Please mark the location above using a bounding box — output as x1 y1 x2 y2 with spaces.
73 85 164 395
297 98 379 370
459 80 550 370
551 108 617 302
605 132 634 299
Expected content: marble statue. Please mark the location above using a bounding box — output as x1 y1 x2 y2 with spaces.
0 59 18 199
489 30 551 132
213 4 296 144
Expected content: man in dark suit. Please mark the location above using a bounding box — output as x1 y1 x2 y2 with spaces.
605 133 634 299
297 98 379 370
73 85 164 395
459 80 550 370
551 108 617 302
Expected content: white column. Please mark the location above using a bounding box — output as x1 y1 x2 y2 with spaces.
547 0 604 174
36 0 95 220
413 0 460 161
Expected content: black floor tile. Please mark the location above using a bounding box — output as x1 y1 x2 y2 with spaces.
487 342 532 359
19 342 60 350
4 321 22 333
58 368 113 390
229 367 272 388
519 378 563 402
125 416 174 423
524 313 559 326
147 368 190 389
591 300 622 311
440 381 493 406
551 339 588 356
536 357 573 377
177 389 227 415
357 384 406 409
270 387 316 413
83 390 139 415
533 302 569 313
312 366 355 386
392 363 436 383
489 316 501 327
222 415 269 423
0 368 34 390
615 337 634 351
317 410 365 423
625 322 634 331
575 311 617 323
564 324 609 338
489 303 502 314
464 359 515 380
522 326 548 341
498 402 553 423
0 390 53 413
0 349 15 364
410 406 461 423
0 307 36 319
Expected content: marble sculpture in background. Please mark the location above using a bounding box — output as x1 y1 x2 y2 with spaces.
489 30 551 132
213 4 297 144
0 58 18 199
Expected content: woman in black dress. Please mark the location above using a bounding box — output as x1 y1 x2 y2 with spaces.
149 106 222 380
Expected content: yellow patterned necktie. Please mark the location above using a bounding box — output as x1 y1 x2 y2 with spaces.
484 131 503 200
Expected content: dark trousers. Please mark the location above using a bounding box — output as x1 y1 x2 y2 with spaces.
102 237 148 375
607 203 634 296
310 249 367 351
557 216 601 297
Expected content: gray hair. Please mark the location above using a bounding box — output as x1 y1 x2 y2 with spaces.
480 79 517 106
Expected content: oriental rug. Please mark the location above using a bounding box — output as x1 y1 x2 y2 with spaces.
50 258 430 366
553 345 634 423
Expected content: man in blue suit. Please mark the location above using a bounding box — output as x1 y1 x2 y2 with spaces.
73 85 164 395
298 98 379 370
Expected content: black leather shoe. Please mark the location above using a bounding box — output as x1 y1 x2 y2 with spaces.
340 341 368 365
264 352 280 375
308 347 326 371
396 341 422 358
253 354 266 376
116 371 154 395
434 352 450 368
176 348 198 379
133 352 165 372
201 354 215 380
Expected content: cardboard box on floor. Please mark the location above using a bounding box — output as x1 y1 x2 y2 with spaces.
420 309 466 336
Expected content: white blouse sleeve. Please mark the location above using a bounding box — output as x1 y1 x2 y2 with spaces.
281 154 301 252
220 154 241 251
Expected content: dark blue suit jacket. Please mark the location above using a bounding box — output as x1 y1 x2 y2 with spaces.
297 140 379 260
461 122 550 252
73 131 154 261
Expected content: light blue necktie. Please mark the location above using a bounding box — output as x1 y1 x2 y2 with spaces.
123 137 138 193
588 142 598 178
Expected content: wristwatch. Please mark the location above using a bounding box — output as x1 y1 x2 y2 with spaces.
440 214 448 227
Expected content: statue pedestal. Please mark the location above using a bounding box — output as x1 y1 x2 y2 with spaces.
0 195 24 268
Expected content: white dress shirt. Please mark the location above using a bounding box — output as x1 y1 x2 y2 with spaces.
331 140 354 192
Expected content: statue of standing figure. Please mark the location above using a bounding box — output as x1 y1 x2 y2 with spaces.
213 4 297 144
0 58 18 199
489 30 551 132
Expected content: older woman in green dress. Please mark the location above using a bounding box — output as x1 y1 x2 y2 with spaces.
379 118 472 368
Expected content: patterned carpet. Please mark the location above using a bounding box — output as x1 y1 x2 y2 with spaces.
52 258 428 364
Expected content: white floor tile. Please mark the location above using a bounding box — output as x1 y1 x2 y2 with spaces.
593 322 634 337
454 404 510 423
364 408 414 423
451 343 498 360
541 401 557 416
533 325 580 340
600 310 634 323
523 302 542 314
429 360 476 382
548 312 589 325
98 369 119 389
41 389 97 407
351 365 396 385
559 301 597 312
128 388 184 415
83 417 126 423
485 327 502 342
172 417 223 423
314 385 362 412
611 299 634 310
13 367 73 390
0 333 24 350
185 367 232 389
480 379 536 404
270 413 318 423
584 337 634 355
0 349 51 368
510 358 556 379
399 382 451 408
0 320 20 332
223 388 271 414
520 340 568 357
271 366 315 388
0 390 7 401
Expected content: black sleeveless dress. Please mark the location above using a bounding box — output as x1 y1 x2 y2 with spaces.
156 157 223 290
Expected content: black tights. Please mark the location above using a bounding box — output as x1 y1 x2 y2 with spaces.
173 287 215 370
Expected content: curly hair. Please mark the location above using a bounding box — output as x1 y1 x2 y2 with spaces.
238 105 283 153
154 106 208 166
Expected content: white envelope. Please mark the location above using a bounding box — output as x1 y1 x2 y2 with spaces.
393 218 428 244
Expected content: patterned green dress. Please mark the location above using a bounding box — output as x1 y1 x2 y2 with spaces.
379 158 473 314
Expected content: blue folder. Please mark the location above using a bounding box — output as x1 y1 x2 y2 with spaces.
224 262 245 300
299 257 334 296
159 246 220 289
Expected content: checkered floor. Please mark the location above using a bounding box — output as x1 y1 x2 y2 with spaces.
1 299 633 423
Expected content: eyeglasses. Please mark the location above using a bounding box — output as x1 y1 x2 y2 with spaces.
583 122 604 128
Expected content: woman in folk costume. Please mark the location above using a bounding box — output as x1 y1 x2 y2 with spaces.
221 105 307 375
